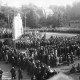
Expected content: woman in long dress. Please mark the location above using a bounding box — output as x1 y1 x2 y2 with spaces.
5 53 8 63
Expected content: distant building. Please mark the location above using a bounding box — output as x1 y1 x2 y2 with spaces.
42 8 53 17
69 20 80 27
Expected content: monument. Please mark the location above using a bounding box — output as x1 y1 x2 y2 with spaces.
12 13 23 40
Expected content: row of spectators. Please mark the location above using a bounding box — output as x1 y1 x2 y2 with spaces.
0 28 12 38
0 32 12 38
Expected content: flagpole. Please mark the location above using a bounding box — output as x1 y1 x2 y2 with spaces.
25 12 26 35
8 10 9 29
13 8 16 49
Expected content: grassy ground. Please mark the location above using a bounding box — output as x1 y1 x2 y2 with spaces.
45 32 77 39
41 27 80 34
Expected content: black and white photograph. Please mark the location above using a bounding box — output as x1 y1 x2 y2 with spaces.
0 0 80 80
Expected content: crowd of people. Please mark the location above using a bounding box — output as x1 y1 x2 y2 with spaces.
0 28 12 39
16 35 80 66
0 34 80 80
0 40 58 80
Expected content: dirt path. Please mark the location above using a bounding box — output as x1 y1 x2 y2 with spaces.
0 61 30 80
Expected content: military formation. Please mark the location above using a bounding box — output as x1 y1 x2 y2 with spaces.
0 34 80 80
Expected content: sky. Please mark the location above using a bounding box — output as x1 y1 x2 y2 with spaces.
1 0 80 8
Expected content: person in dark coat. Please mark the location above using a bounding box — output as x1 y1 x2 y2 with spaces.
18 68 23 80
0 68 3 80
70 64 76 73
79 76 80 80
10 67 16 80
11 56 15 67
31 75 37 80
52 69 57 76
77 63 80 72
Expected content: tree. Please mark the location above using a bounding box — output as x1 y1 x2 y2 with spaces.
49 6 65 27
0 19 7 28
0 6 18 28
0 13 8 28
26 10 39 28
39 16 47 26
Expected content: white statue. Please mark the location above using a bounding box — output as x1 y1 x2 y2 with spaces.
12 13 23 40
